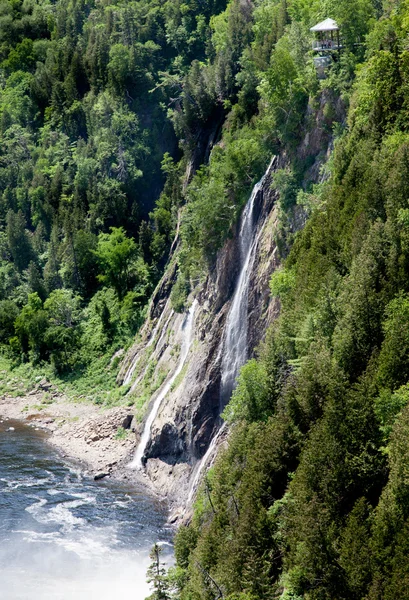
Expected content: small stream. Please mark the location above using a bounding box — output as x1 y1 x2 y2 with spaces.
0 419 172 599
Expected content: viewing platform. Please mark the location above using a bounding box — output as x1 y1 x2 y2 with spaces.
311 39 342 52
310 18 341 53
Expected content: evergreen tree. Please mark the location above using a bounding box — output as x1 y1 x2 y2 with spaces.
146 544 171 600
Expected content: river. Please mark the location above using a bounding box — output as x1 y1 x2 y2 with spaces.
0 419 172 599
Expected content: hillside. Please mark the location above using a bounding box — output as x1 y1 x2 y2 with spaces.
2 0 409 597
168 2 409 599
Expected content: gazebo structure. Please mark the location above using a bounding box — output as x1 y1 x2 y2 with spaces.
310 18 341 77
310 18 341 52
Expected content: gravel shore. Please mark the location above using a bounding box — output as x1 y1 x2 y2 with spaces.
0 386 138 481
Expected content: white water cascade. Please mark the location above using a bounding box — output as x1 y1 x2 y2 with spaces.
129 299 198 469
186 423 226 506
123 300 170 386
187 170 269 505
219 175 266 405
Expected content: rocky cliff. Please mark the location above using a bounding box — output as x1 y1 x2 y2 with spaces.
118 91 340 509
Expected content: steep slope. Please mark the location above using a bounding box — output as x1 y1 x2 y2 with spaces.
169 7 409 599
119 90 337 505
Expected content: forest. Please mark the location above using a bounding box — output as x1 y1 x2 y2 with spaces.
166 0 409 598
0 0 369 380
0 0 228 376
3 0 409 594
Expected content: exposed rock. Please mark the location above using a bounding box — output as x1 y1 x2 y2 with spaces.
109 348 124 366
94 472 110 481
119 97 341 508
0 396 135 479
122 414 133 430
38 378 52 391
120 156 284 503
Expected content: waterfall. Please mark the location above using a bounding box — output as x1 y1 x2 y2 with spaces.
186 424 226 506
219 176 265 405
187 168 270 505
129 299 198 469
123 301 170 386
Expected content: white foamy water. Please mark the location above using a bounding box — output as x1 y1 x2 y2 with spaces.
219 175 266 405
0 551 153 600
186 166 271 503
0 420 172 600
130 299 198 469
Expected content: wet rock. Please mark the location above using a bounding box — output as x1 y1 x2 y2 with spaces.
119 138 332 505
94 472 110 481
168 512 180 524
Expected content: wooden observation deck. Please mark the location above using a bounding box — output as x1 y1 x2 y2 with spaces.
310 18 341 77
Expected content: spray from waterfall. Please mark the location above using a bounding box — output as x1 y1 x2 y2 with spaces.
129 299 198 469
219 175 266 406
187 168 270 504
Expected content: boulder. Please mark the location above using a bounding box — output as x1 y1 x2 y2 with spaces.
94 472 109 481
122 414 134 430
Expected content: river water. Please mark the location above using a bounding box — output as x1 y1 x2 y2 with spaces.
0 419 171 600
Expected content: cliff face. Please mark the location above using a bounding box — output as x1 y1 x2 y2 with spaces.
118 91 340 506
118 157 282 503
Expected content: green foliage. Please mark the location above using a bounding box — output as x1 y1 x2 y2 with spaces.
0 0 232 375
1 0 407 595
0 299 19 343
375 384 409 442
115 426 129 440
174 4 409 599
96 227 138 300
180 127 270 273
269 267 296 300
223 359 271 423
146 543 172 600
15 292 48 363
170 271 190 313
377 294 409 389
273 168 299 212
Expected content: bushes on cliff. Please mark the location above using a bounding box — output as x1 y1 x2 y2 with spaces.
172 3 409 598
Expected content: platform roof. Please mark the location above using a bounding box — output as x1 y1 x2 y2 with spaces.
310 18 339 32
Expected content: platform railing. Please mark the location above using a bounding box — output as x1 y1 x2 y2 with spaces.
312 39 341 51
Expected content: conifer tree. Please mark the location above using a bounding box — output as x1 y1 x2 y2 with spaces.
146 544 171 600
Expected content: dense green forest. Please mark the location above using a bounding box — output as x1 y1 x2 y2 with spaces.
0 0 319 382
164 0 409 598
0 0 369 383
5 0 409 593
0 0 230 377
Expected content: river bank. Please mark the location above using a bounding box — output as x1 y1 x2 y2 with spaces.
0 386 137 482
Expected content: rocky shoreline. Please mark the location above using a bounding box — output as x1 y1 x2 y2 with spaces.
0 384 140 485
